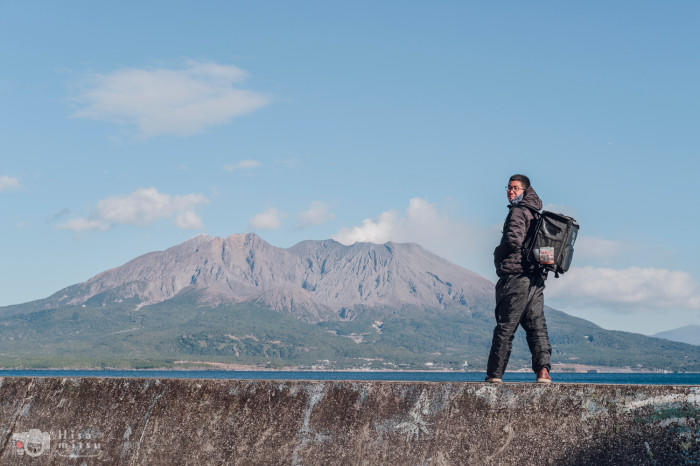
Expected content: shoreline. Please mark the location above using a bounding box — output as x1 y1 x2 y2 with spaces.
0 365 695 374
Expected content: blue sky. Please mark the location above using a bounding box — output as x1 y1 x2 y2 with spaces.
1 1 699 334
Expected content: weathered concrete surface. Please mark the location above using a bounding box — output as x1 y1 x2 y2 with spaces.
0 378 696 465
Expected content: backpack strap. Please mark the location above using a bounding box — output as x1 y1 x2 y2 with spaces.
520 205 547 276
521 204 542 216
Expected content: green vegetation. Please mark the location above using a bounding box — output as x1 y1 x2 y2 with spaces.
0 298 697 371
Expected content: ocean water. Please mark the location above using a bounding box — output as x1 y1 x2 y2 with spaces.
0 370 697 385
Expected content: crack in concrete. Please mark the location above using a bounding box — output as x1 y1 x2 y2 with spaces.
129 385 166 466
485 422 514 464
395 390 432 441
291 383 325 466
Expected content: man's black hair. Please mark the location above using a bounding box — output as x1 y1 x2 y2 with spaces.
509 174 531 189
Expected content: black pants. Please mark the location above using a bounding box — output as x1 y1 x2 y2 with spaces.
486 273 551 378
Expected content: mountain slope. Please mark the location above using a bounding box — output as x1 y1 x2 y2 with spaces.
653 325 700 346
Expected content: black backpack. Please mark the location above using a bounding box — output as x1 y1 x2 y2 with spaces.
524 209 579 278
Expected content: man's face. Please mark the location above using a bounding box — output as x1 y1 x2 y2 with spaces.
506 180 525 202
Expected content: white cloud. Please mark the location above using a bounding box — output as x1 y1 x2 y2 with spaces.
73 61 269 136
297 201 335 228
175 211 204 230
58 218 110 232
58 187 208 232
547 266 700 311
334 211 398 244
334 198 496 276
334 197 480 245
249 208 282 230
95 188 207 225
0 175 20 191
224 159 261 171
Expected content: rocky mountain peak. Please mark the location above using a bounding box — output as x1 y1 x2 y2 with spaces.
44 233 493 321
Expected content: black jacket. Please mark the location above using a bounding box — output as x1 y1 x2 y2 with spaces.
493 186 542 277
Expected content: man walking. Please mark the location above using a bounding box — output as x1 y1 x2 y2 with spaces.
486 174 552 383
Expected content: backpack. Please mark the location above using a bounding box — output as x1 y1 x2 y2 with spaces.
524 209 579 278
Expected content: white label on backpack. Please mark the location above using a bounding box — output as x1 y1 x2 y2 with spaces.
539 247 555 265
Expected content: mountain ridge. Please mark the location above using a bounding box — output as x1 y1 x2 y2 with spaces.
26 233 493 322
653 325 700 346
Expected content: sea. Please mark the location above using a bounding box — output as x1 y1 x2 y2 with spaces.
0 370 698 385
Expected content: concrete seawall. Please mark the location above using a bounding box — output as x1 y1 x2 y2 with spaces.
0 377 696 465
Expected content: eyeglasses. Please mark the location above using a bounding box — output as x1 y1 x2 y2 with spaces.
505 186 524 192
